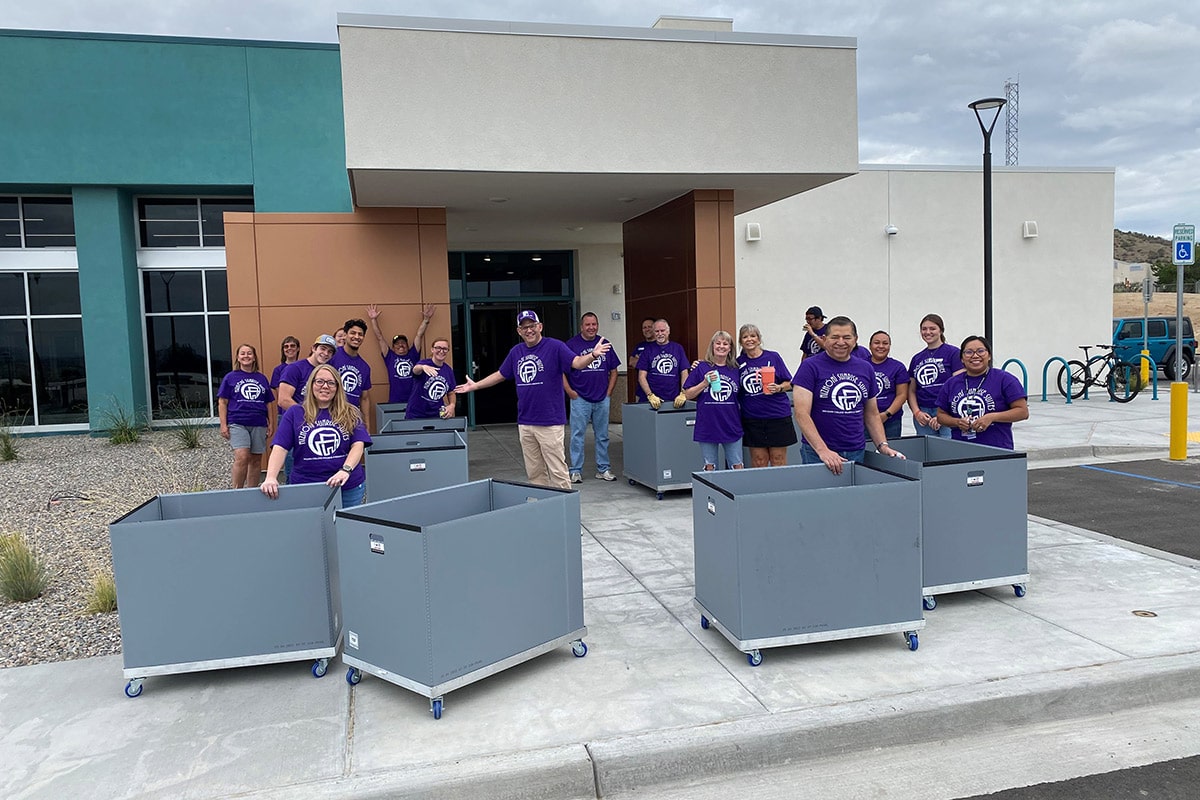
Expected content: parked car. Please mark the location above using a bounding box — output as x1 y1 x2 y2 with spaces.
1112 316 1196 380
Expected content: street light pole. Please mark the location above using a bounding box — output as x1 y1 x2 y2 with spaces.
969 97 1006 347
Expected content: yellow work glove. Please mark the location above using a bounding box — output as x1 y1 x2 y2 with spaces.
673 392 687 408
648 394 662 410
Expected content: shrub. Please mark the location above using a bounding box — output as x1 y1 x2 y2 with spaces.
86 570 118 614
0 408 22 461
163 400 206 450
0 532 50 602
102 400 143 445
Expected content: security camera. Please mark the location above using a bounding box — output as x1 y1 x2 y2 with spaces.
885 224 899 236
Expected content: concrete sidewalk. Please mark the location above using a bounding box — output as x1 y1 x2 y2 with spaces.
4 392 1200 800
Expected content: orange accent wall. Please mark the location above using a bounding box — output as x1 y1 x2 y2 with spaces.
224 208 449 432
621 190 737 401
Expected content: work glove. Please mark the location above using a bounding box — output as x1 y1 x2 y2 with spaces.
648 394 662 410
673 392 687 408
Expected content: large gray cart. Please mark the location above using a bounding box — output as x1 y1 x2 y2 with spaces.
364 429 468 502
692 463 924 665
381 415 468 455
336 479 587 719
374 401 407 432
109 484 342 697
864 436 1029 610
622 401 700 499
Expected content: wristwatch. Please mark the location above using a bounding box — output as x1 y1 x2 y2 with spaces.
875 441 889 453
340 464 353 473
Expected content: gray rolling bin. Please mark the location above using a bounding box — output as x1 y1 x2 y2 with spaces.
692 463 924 665
622 401 700 499
109 484 342 697
375 401 407 431
336 479 587 719
863 436 1029 611
364 429 468 502
380 415 468 456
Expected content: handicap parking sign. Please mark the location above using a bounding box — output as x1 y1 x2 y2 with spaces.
1174 224 1195 266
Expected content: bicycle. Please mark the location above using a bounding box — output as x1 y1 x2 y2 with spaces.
1056 344 1142 403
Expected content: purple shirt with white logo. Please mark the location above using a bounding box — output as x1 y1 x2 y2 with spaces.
272 405 372 489
499 337 576 426
683 362 743 444
218 370 274 426
331 348 372 408
936 369 1027 450
384 349 420 404
909 343 963 407
801 324 827 358
871 357 911 417
630 340 652 402
794 352 880 451
638 341 689 400
736 350 793 420
280 359 317 404
566 334 621 403
405 360 458 419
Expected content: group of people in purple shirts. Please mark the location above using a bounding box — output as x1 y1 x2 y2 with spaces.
215 306 457 508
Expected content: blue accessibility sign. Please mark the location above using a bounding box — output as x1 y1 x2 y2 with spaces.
1174 223 1195 266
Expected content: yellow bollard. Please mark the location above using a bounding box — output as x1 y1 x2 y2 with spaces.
1169 382 1188 460
1141 349 1151 386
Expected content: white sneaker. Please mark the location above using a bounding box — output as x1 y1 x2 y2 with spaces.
596 469 616 481
570 472 582 484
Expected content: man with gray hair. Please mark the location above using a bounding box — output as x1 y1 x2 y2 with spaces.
564 312 622 482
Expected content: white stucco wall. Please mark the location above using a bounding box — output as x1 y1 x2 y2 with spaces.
735 166 1116 393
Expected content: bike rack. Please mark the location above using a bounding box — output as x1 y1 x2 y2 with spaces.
1123 353 1159 400
1041 357 1072 404
1001 358 1028 395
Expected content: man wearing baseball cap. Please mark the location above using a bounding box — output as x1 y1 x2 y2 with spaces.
456 310 611 489
801 306 827 361
277 334 337 411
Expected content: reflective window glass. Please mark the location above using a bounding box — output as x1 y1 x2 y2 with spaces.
30 318 87 424
205 270 229 312
21 198 75 247
146 315 211 415
143 271 205 313
200 199 254 246
1148 320 1167 338
208 314 231 407
0 198 18 249
28 272 81 316
0 273 26 315
0 319 32 418
139 199 200 247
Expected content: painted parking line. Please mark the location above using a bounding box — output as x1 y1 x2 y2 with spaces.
1079 464 1200 490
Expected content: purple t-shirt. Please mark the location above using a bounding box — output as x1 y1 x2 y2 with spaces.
499 337 576 426
630 340 652 402
566 334 621 403
331 348 372 408
269 362 292 391
217 370 273 427
736 350 793 420
851 345 872 361
794 352 880 451
405 360 457 419
272 405 372 489
801 324 827 358
683 363 743 444
871 357 911 417
936 369 1026 450
638 341 689 400
279 359 317 404
909 343 963 408
384 349 419 404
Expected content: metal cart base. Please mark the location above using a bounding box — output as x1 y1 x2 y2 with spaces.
121 643 340 698
624 474 691 500
694 599 924 666
343 627 588 719
921 573 1030 610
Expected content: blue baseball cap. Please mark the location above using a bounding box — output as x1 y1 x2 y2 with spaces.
517 310 540 325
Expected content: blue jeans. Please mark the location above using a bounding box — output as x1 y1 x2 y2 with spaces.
914 405 951 438
569 396 610 473
800 441 866 465
340 482 365 508
882 414 902 440
701 440 744 469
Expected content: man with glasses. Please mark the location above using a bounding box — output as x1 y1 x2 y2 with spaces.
793 315 902 474
277 334 337 410
800 306 828 361
405 338 457 419
564 312 621 482
456 310 611 489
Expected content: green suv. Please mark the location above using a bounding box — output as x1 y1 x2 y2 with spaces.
1112 316 1196 380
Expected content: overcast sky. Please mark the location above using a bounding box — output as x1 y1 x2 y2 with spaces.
6 1 1197 239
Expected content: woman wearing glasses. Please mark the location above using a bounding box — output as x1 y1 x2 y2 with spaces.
260 363 373 507
405 338 457 419
936 335 1028 449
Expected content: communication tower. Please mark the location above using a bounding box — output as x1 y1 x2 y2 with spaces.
1004 78 1019 166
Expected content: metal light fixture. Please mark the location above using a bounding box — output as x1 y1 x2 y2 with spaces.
969 96 1006 346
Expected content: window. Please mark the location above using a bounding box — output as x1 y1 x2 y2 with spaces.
142 269 230 418
1147 320 1167 338
138 197 253 248
0 271 87 426
0 196 76 248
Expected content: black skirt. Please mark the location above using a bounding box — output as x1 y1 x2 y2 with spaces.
741 415 798 448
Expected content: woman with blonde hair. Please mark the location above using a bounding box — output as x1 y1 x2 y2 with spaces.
735 323 795 467
682 330 744 470
260 363 372 507
217 343 273 488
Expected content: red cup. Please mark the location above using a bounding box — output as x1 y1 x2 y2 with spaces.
759 365 776 393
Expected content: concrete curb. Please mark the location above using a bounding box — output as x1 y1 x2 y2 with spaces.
1026 445 1163 463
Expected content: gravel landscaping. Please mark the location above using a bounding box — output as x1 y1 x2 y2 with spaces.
0 428 232 669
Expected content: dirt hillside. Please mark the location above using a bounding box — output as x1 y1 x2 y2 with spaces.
1112 292 1200 319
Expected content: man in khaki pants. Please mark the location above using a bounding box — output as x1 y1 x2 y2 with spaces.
456 310 611 488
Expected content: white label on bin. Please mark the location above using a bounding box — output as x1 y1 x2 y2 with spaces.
409 460 427 471
663 469 673 479
707 498 716 515
348 630 359 649
369 533 385 554
966 470 984 487
686 419 696 426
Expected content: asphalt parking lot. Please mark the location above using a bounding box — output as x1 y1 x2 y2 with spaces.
1029 457 1200 560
